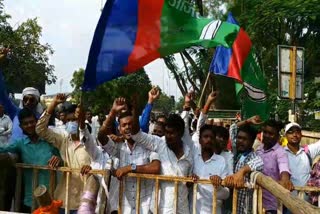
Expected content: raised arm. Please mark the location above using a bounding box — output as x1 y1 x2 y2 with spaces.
308 140 320 159
181 92 195 138
140 87 160 133
78 103 101 161
97 98 127 157
99 97 126 136
131 94 164 152
35 94 66 149
230 115 262 155
196 91 218 134
236 115 263 128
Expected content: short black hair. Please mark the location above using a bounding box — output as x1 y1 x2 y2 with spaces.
165 114 184 136
65 104 78 114
156 114 167 121
18 108 36 123
215 126 229 140
263 119 283 134
118 111 133 123
200 124 215 137
238 125 258 143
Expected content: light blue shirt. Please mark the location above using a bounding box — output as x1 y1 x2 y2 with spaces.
285 141 320 186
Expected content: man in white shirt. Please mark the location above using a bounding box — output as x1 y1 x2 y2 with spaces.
191 124 229 214
284 122 320 187
77 105 119 214
131 112 193 214
191 92 234 176
99 98 161 214
0 104 12 144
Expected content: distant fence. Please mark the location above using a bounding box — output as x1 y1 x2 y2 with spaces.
301 131 320 145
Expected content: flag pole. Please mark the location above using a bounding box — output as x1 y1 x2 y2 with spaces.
197 71 212 107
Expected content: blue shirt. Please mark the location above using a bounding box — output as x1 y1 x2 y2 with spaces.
139 103 153 133
0 136 60 207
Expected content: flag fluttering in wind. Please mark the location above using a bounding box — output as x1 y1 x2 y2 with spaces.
210 13 269 121
83 0 242 91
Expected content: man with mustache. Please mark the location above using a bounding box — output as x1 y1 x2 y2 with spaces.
130 99 194 213
256 120 293 214
99 97 161 214
284 122 320 209
224 125 264 214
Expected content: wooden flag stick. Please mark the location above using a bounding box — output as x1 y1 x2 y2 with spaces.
198 71 212 107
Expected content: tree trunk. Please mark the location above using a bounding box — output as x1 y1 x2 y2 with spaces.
182 50 205 84
180 52 200 93
163 57 187 96
195 0 204 16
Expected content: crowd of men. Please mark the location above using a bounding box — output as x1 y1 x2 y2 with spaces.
0 85 320 214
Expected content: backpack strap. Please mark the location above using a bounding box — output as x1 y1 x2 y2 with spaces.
303 145 313 167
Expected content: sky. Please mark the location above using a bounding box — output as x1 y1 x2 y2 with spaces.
4 0 182 100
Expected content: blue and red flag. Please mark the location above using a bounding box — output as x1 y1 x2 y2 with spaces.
82 0 244 91
210 13 252 82
210 13 269 121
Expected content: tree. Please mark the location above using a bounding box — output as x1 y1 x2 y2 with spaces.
70 68 152 114
153 94 175 115
228 0 320 129
0 0 55 93
163 0 239 109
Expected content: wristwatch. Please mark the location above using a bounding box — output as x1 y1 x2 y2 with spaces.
131 163 137 172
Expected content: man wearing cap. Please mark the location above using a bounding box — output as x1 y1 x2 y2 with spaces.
10 87 44 142
284 122 320 187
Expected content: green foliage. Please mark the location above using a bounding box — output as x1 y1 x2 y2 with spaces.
163 0 240 110
153 94 175 115
175 96 185 112
70 68 152 114
0 0 55 93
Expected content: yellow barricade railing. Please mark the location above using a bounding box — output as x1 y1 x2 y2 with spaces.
14 163 320 214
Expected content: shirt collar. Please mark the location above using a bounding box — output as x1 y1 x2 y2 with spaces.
258 142 281 152
284 146 304 155
205 153 220 163
238 150 252 157
23 136 45 145
125 140 137 151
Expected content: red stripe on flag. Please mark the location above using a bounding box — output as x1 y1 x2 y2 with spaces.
227 28 252 82
125 0 164 73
